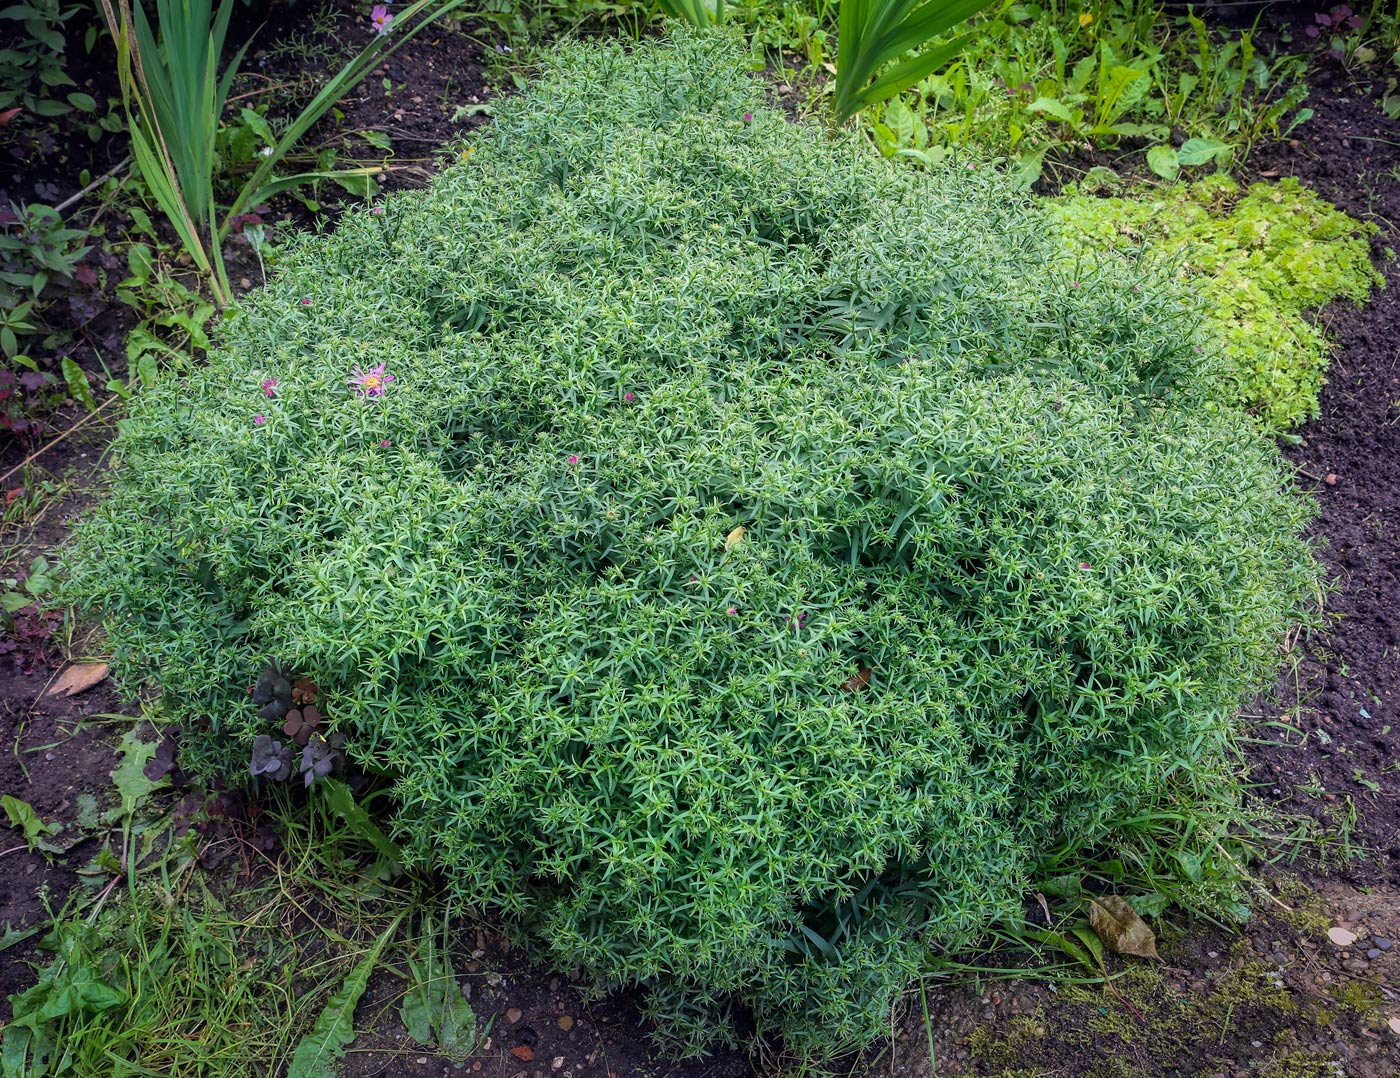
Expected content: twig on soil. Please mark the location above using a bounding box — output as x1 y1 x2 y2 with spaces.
0 844 30 860
0 394 121 488
54 157 132 216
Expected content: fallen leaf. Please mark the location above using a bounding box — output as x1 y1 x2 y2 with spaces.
505 1007 522 1024
1388 1016 1400 1036
509 1045 534 1063
841 668 872 692
1328 926 1358 947
1088 895 1159 960
47 662 109 698
724 525 746 552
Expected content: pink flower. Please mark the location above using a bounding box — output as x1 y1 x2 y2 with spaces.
371 206 385 215
567 455 579 464
624 392 635 402
300 297 311 306
261 377 278 398
370 4 392 35
253 414 266 426
727 607 737 616
1069 281 1080 289
348 363 395 397
380 439 391 448
1078 562 1091 570
743 112 753 123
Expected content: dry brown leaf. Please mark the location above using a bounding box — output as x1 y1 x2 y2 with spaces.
47 662 109 698
1088 896 1160 961
724 525 747 552
841 668 872 692
509 1045 534 1063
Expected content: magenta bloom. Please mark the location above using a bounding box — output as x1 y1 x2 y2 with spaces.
299 297 311 306
253 414 266 426
624 392 635 402
1078 562 1091 570
348 363 395 397
261 377 278 398
567 454 579 465
370 4 392 35
743 112 753 123
380 439 391 448
727 607 737 616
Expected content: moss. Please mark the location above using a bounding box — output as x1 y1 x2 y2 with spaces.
1327 978 1383 1014
1051 176 1382 430
1258 1050 1345 1078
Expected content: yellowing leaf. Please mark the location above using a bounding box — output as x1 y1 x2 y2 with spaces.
47 662 109 698
724 525 747 551
1088 895 1160 960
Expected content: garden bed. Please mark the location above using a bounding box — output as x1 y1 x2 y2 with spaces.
2 5 1399 1076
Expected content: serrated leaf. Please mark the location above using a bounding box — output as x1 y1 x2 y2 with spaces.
3 794 60 850
112 728 160 814
288 917 399 1078
400 951 477 1060
60 355 96 410
1088 895 1160 960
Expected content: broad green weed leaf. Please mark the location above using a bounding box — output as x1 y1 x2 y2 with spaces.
2 795 60 851
60 355 96 410
1146 144 1180 180
400 952 477 1059
1177 137 1230 167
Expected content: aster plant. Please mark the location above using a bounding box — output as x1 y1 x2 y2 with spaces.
65 30 1315 1060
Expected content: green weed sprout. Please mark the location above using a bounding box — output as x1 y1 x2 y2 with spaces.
64 29 1316 1060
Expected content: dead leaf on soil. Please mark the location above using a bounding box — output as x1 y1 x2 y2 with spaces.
724 525 747 552
509 1045 534 1063
841 668 872 692
1088 895 1160 961
47 662 109 698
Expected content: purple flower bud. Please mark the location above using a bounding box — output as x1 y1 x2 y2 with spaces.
253 415 266 426
567 455 579 464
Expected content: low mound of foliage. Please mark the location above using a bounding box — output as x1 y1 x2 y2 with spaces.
65 30 1316 1058
1051 175 1381 431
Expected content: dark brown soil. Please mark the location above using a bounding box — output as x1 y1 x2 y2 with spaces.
4 7 1400 1076
1243 59 1400 888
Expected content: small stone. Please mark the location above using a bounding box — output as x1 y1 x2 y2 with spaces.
1343 958 1369 974
1324 473 1338 486
558 1016 574 1031
1329 927 1358 947
506 1008 523 1024
1374 938 1392 951
551 1058 565 1071
240 277 252 289
1368 949 1382 959
417 1058 428 1065
1388 1017 1400 1035
1207 951 1219 959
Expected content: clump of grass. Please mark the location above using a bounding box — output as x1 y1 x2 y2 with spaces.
63 28 1316 1060
1050 174 1382 430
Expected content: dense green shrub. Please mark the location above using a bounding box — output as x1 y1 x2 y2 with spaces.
1051 175 1382 430
65 29 1316 1058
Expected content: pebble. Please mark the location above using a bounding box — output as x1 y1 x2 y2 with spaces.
1368 949 1382 959
1389 1017 1400 1035
558 1016 574 1031
1375 938 1393 951
1328 927 1358 947
1342 959 1370 974
506 1007 523 1024
1325 473 1338 485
